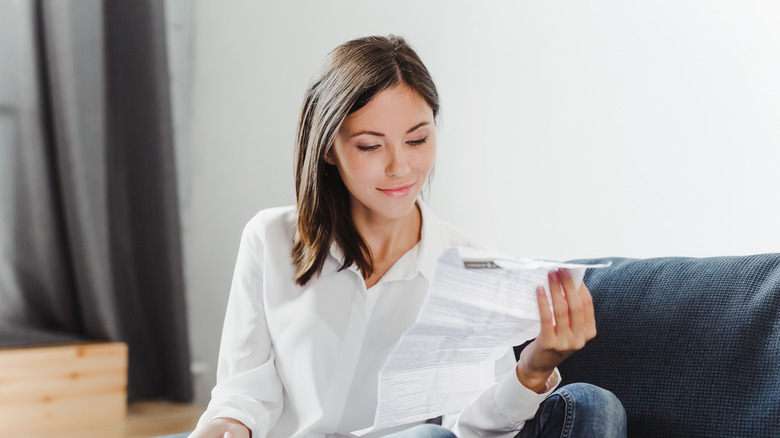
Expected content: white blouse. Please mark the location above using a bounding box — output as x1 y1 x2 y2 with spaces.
197 202 560 438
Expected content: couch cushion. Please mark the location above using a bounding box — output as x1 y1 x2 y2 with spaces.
558 255 780 437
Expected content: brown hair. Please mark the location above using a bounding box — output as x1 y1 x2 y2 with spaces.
292 35 439 286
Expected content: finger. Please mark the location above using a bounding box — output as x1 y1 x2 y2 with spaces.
548 270 570 334
536 285 555 340
578 282 598 339
558 268 585 332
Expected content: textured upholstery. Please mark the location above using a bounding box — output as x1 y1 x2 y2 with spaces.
556 255 780 437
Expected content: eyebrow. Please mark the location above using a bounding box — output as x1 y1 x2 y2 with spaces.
349 121 431 138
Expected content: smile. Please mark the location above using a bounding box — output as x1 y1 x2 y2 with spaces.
377 183 415 198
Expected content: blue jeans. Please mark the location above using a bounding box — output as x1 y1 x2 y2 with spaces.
515 383 627 438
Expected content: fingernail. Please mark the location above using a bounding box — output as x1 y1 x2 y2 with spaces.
548 271 559 283
559 268 571 279
223 432 233 438
536 285 545 296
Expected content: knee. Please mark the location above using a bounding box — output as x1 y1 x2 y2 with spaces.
560 383 624 411
557 383 627 433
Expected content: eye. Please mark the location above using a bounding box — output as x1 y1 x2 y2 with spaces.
357 144 380 152
408 136 428 146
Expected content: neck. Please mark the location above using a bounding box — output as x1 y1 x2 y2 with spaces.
351 202 422 264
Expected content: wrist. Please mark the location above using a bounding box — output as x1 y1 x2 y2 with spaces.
516 347 555 393
515 360 553 393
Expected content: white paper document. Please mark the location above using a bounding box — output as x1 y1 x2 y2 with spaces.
364 248 610 432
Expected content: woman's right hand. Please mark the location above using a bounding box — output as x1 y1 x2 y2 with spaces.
515 268 598 393
188 417 252 438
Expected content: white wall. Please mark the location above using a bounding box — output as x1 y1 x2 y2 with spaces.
179 0 780 405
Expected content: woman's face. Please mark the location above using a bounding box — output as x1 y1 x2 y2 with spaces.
327 84 436 224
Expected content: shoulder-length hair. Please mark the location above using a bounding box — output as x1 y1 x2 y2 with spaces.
292 35 439 286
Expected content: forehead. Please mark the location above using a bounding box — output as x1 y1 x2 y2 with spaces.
340 85 434 135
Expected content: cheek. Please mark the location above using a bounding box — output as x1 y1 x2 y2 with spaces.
339 154 379 184
419 144 436 173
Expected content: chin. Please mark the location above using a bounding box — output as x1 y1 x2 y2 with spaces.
368 195 419 221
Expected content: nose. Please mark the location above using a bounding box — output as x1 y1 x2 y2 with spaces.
385 144 411 177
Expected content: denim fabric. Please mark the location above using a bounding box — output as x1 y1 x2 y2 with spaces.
557 255 780 437
515 383 626 438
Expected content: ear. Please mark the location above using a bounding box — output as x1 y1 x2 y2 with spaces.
323 148 336 165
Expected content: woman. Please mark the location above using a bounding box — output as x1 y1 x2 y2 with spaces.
189 35 626 438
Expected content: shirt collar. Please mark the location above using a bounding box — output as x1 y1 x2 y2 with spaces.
416 199 451 281
326 199 451 282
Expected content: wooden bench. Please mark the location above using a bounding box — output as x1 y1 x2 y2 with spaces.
0 342 128 437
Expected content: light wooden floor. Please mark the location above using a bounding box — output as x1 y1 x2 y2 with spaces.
44 400 205 438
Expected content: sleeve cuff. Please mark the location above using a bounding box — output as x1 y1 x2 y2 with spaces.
493 367 561 423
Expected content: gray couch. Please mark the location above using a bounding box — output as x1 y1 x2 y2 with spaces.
549 254 780 437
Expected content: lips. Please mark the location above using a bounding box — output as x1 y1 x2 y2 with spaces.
377 182 415 198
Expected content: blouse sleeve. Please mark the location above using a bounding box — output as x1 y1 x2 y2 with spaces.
196 217 284 438
450 348 561 438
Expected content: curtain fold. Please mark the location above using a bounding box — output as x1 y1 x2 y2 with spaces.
0 0 192 402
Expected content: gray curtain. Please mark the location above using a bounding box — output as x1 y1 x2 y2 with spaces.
0 0 192 402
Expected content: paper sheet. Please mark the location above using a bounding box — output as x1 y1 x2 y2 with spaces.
363 248 609 432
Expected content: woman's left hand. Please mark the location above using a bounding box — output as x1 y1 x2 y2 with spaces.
515 268 597 393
